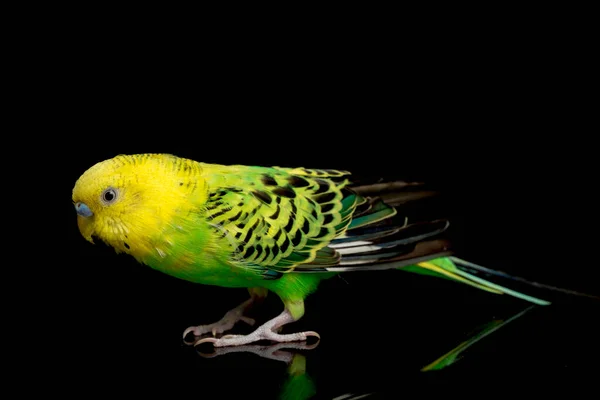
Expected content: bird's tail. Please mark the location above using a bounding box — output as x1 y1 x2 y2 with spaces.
324 179 598 305
403 257 551 305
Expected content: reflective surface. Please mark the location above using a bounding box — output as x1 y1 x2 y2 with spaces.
57 240 599 397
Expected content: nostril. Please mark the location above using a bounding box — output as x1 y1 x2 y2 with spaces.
75 202 93 217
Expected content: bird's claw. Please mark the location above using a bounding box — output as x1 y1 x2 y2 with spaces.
182 326 200 345
195 336 220 346
182 316 256 343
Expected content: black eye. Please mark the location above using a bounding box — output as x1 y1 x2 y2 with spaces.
101 188 118 204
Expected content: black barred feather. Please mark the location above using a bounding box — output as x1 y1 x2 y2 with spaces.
202 162 451 278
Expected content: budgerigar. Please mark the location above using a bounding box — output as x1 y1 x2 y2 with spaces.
72 153 554 347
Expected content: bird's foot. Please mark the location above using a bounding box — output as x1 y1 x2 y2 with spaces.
196 328 320 348
194 309 319 348
183 305 255 343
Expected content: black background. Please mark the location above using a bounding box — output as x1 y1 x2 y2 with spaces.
13 34 598 397
48 121 598 397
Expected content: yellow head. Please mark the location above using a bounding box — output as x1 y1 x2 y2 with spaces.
72 153 207 256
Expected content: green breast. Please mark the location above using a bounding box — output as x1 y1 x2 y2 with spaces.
138 216 264 289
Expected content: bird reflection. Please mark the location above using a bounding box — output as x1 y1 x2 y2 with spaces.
183 305 537 398
192 340 376 400
421 305 536 371
193 339 320 362
194 341 318 400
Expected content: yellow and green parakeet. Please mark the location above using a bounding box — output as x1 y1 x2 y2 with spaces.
72 153 552 347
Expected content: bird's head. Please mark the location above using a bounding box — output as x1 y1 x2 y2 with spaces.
72 154 205 255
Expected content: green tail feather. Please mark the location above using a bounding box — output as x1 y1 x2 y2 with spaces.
346 196 397 231
401 257 551 306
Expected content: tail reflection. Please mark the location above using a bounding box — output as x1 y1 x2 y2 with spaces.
421 305 536 371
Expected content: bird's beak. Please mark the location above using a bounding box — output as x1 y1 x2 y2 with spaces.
74 202 95 243
75 202 93 217
77 214 95 244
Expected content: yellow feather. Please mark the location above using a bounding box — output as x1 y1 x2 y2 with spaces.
416 262 504 294
72 154 209 261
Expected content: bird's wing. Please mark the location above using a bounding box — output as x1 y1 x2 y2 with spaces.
201 165 362 279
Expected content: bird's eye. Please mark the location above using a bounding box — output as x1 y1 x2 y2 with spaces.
101 188 118 205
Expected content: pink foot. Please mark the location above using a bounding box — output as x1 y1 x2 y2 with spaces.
183 298 256 343
194 309 319 348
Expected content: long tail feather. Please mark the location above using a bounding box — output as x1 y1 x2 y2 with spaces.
411 258 551 305
448 257 600 302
